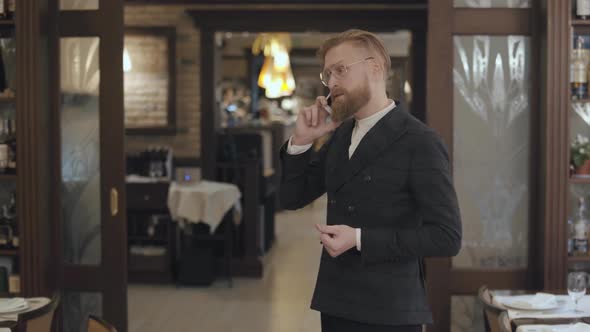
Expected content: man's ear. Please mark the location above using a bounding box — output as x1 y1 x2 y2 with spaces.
368 58 383 81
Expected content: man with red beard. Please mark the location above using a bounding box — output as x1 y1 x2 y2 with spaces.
279 29 462 332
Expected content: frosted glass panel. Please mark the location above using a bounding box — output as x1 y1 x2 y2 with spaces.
454 0 531 7
451 296 485 332
452 36 531 269
60 0 98 10
63 292 102 332
60 37 101 265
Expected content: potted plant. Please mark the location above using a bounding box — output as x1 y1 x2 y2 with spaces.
571 134 590 176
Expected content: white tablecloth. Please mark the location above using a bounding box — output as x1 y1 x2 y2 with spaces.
494 295 590 321
167 180 242 230
0 297 51 322
517 323 590 332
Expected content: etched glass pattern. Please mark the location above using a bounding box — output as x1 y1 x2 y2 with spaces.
454 0 531 7
60 37 101 265
63 292 102 332
452 296 485 332
60 0 99 10
452 35 531 269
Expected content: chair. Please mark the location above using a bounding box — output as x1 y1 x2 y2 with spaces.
15 293 60 332
87 314 117 332
478 285 507 332
498 311 512 332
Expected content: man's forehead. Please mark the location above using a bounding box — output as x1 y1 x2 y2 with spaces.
323 43 366 67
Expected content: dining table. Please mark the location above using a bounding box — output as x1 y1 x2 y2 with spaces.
493 292 590 331
0 297 51 331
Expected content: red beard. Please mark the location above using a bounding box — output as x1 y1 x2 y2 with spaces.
330 82 371 122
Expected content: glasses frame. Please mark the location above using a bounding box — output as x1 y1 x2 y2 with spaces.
320 57 374 87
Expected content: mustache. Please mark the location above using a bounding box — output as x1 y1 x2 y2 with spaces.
330 88 347 97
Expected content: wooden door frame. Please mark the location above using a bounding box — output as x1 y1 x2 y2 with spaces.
50 0 127 331
17 0 55 297
426 1 541 331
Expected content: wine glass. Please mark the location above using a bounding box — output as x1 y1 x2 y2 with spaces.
568 271 587 313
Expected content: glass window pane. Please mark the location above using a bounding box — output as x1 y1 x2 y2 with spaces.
60 37 101 265
60 0 98 10
0 38 15 92
63 292 102 332
452 296 485 332
452 35 531 269
454 0 531 7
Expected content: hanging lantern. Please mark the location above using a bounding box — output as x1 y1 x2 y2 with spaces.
252 33 296 98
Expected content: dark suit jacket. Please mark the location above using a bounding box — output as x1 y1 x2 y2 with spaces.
279 103 462 326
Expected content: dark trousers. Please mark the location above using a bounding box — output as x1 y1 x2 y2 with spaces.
321 313 422 332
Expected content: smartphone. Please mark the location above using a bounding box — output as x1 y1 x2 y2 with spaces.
324 92 333 115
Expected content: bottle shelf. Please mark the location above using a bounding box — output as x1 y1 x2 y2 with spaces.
570 176 590 184
0 20 14 27
568 255 590 264
571 97 590 103
0 174 16 181
573 19 590 27
0 249 17 257
0 97 15 103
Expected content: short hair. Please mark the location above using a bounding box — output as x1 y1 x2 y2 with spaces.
317 29 391 80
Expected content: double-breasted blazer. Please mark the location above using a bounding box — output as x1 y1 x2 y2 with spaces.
279 103 462 326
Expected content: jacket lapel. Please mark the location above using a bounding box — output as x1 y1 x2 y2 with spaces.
327 103 409 193
325 119 354 188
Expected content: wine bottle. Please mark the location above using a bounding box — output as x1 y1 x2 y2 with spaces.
574 197 590 256
572 36 589 100
7 0 14 19
0 0 7 19
7 118 15 174
579 0 590 20
8 191 17 248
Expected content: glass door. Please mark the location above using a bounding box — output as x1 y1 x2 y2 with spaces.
55 0 127 331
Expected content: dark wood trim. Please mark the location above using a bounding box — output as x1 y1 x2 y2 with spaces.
100 1 128 330
54 3 128 331
124 26 177 131
18 0 53 298
453 8 532 35
62 266 105 292
58 11 103 36
125 126 177 136
200 26 215 180
450 269 531 295
528 0 543 292
189 9 427 32
172 157 201 167
541 0 570 292
426 0 453 331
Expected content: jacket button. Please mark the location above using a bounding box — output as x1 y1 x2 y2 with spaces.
347 205 355 212
364 175 372 183
329 199 336 205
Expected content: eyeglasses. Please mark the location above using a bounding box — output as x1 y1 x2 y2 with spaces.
320 57 374 87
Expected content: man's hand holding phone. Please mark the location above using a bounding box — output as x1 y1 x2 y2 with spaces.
292 94 341 146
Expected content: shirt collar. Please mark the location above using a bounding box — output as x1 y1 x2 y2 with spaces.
355 100 396 131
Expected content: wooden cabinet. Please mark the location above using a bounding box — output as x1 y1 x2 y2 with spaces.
126 182 176 283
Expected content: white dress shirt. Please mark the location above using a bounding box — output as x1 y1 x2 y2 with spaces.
287 100 397 251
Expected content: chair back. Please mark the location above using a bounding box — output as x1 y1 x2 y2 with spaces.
16 293 60 332
478 285 506 332
498 311 512 332
87 314 117 332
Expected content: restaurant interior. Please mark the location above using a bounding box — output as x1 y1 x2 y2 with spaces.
2 0 587 332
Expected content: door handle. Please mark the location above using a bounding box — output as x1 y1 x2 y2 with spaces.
110 188 118 216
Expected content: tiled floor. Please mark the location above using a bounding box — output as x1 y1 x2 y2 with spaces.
128 196 327 332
